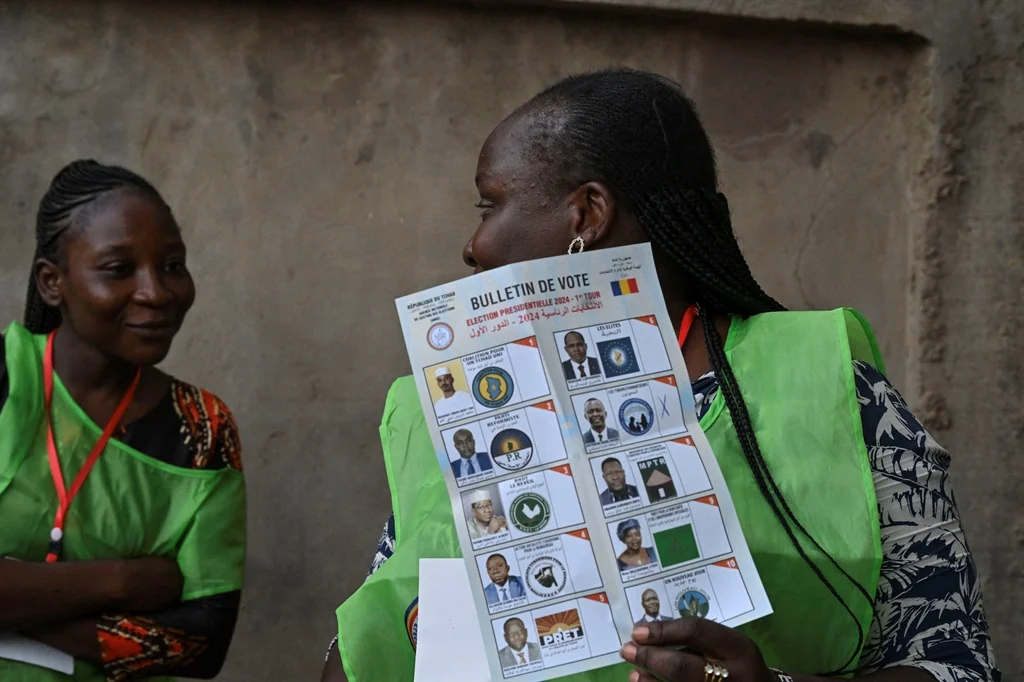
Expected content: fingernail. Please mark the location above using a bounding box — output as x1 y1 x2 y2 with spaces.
620 642 637 661
633 625 650 642
629 671 640 682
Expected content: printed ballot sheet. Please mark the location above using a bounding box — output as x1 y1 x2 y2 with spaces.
396 244 771 681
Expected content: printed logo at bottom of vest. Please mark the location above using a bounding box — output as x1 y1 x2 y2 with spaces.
536 609 585 649
677 589 710 618
405 598 419 650
510 492 551 533
525 556 567 599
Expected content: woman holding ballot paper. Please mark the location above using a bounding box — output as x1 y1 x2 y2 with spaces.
0 161 246 680
326 69 997 681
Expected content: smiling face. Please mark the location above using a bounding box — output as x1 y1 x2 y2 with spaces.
585 399 607 430
35 189 194 366
624 527 643 551
503 618 528 651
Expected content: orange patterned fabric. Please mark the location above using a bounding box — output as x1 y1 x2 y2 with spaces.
171 381 243 472
98 615 208 681
95 381 243 679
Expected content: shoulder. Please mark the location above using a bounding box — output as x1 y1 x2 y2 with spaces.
851 360 946 462
167 379 244 472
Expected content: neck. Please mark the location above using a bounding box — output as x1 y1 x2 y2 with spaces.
52 327 138 397
656 267 731 380
443 389 455 398
665 297 731 382
461 453 475 460
592 425 605 433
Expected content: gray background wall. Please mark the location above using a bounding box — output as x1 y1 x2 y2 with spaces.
0 1 1020 679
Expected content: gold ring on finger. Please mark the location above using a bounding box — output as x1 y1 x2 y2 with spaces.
704 659 729 682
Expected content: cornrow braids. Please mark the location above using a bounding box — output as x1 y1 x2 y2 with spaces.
524 68 872 673
24 159 170 334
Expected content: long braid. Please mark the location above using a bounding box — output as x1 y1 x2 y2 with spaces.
24 160 169 334
524 68 874 674
701 312 873 674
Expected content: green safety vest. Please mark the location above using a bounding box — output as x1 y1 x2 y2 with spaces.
336 309 884 681
0 322 246 681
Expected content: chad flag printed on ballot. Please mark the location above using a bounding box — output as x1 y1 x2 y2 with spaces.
611 278 639 296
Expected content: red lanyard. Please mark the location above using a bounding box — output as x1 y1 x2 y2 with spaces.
43 331 140 563
677 304 699 348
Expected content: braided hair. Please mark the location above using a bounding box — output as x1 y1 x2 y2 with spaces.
24 160 171 335
521 69 873 673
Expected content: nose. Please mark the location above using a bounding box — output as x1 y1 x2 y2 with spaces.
462 235 478 270
133 267 173 307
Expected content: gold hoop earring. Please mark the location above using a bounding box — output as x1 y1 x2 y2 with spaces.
568 237 585 254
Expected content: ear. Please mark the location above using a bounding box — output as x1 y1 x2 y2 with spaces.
33 258 64 308
567 181 617 248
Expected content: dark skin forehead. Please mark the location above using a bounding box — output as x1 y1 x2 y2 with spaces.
476 113 559 206
62 189 181 261
504 618 526 634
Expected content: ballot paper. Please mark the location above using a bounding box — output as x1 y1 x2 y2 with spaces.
414 559 490 682
396 244 771 680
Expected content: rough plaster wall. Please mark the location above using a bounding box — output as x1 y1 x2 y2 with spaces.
0 0 1016 679
908 1 1024 677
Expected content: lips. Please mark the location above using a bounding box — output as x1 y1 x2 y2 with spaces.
125 319 179 339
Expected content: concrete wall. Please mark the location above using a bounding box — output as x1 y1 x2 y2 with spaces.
0 1 1019 679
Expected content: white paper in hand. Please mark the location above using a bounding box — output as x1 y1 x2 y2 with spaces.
0 632 74 675
414 559 490 682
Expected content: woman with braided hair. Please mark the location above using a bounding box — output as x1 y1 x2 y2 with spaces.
0 160 246 680
325 69 997 682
